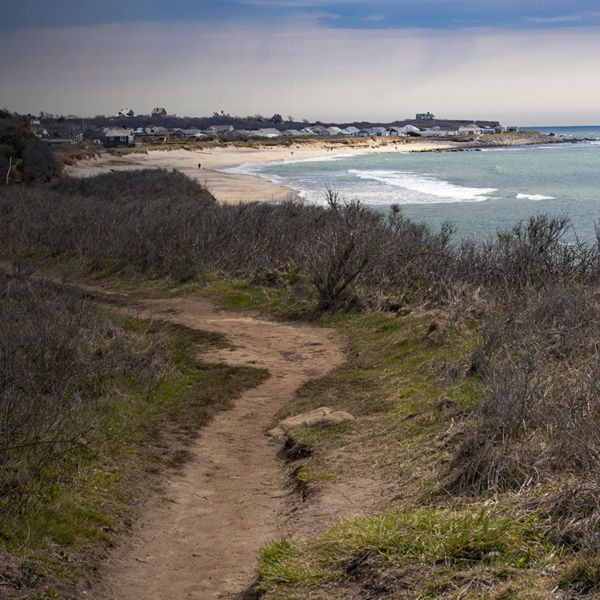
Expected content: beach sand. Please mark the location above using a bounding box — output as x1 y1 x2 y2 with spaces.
65 139 458 204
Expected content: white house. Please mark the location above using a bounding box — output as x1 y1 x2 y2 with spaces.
258 128 281 138
206 125 234 134
401 125 421 134
341 126 360 136
458 124 482 135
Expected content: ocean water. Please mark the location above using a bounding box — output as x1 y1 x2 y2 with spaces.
225 126 600 243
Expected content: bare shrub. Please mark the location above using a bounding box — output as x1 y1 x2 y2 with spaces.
448 284 600 494
0 269 167 503
306 191 384 310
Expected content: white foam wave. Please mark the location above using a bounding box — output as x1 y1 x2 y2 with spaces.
348 169 496 203
220 152 365 176
516 193 555 201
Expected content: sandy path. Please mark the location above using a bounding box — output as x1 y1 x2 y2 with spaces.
92 295 347 600
65 139 457 204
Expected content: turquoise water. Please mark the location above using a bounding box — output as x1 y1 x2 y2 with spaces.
226 126 600 243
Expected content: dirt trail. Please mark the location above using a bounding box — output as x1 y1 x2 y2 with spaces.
91 295 347 600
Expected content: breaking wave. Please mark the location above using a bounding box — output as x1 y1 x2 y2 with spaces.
348 169 496 203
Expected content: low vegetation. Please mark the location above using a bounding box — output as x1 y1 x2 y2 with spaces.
0 267 267 598
0 110 61 183
3 169 600 597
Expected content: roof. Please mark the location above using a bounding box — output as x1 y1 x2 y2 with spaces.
105 128 133 136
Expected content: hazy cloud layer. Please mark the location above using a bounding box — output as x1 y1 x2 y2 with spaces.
3 20 599 124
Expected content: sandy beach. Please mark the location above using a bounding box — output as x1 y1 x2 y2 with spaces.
65 139 458 204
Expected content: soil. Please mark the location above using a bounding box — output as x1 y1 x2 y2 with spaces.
85 294 349 600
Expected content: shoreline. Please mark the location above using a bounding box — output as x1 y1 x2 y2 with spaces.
65 135 563 204
65 139 459 204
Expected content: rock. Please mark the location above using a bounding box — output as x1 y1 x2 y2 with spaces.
279 407 333 429
266 407 355 438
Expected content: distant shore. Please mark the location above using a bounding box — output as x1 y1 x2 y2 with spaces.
65 134 561 204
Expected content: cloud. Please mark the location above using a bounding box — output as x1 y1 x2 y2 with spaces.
526 14 582 23
2 20 600 124
364 14 386 21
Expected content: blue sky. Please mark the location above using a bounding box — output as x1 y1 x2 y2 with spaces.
5 0 600 31
2 1 600 124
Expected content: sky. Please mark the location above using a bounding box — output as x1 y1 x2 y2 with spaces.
2 0 600 125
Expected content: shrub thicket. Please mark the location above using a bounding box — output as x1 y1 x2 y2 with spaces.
0 269 169 504
0 110 60 183
4 170 600 552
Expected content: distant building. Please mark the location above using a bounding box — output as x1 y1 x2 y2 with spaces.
320 127 343 136
146 126 170 137
151 107 167 117
206 125 234 134
401 125 421 134
341 126 360 136
416 112 435 120
369 127 387 137
458 124 482 135
257 128 281 138
386 127 406 137
104 128 134 147
118 108 135 118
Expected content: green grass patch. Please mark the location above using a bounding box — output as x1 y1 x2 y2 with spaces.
258 507 562 598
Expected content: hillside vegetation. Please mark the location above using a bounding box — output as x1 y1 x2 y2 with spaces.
0 110 61 183
2 170 600 597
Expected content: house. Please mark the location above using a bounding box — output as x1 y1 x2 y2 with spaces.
401 125 421 134
182 129 204 138
480 127 497 135
282 129 300 136
146 126 170 137
341 126 360 136
357 129 371 137
104 128 134 148
320 127 342 136
458 124 482 135
206 125 234 134
257 128 281 138
151 107 167 117
385 127 406 137
416 112 435 120
421 127 449 137
301 127 317 135
118 108 135 118
369 127 387 137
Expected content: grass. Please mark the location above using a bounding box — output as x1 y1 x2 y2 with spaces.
258 507 562 599
0 261 593 598
0 309 268 598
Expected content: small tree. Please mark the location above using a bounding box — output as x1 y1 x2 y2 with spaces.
309 189 382 310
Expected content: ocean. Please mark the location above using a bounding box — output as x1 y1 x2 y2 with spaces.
225 126 600 244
